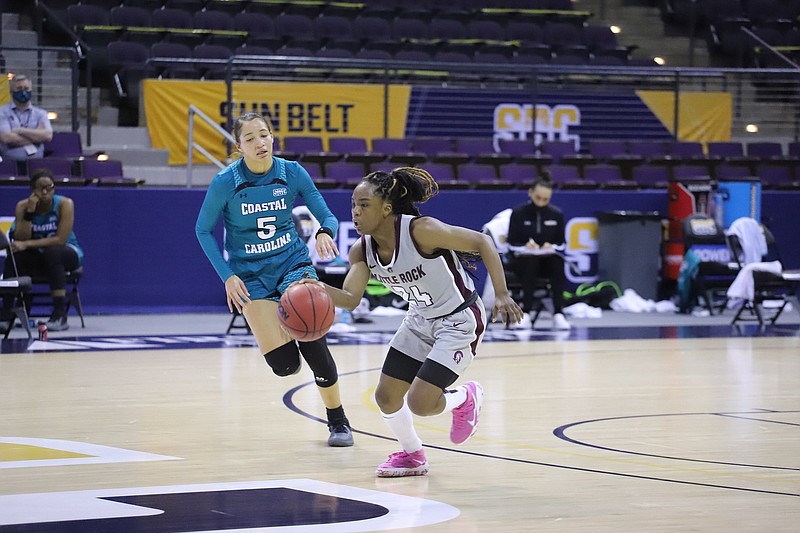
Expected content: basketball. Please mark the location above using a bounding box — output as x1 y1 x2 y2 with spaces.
277 282 335 341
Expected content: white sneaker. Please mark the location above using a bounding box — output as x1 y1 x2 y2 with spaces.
511 312 531 329
552 313 571 330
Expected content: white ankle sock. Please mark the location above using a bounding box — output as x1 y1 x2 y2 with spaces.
443 387 468 413
381 400 422 453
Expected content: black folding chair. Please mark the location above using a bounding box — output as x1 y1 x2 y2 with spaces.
0 232 33 339
727 225 800 326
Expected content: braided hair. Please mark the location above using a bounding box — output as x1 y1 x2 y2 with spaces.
362 167 480 270
362 167 438 215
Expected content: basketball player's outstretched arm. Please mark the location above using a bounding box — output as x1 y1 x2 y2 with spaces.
412 217 524 325
303 239 371 312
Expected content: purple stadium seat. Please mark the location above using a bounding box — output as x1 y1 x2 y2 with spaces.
371 138 427 165
110 5 151 26
80 159 142 187
392 17 430 40
546 164 595 189
672 164 711 180
456 138 514 165
274 14 319 49
44 132 85 159
0 158 22 184
419 162 467 190
499 163 537 188
583 164 638 189
667 141 709 164
314 15 360 51
26 158 79 184
429 18 468 40
498 138 548 166
235 12 282 49
193 44 233 79
413 137 469 165
282 137 341 164
755 163 794 189
746 141 796 160
150 42 197 79
627 140 670 164
328 137 385 164
540 140 595 167
633 165 671 189
466 20 505 42
581 25 630 61
714 163 754 182
457 163 511 189
324 161 365 188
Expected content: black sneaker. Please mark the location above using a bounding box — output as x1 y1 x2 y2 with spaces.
46 314 69 332
327 423 354 447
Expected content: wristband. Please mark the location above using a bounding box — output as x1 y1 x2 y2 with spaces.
23 212 35 221
315 227 334 239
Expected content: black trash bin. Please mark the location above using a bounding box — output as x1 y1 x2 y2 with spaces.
597 210 663 301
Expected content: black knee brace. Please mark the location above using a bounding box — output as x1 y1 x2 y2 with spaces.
264 342 302 377
298 338 338 388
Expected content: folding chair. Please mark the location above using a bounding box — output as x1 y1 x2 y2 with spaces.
727 225 800 325
0 231 33 339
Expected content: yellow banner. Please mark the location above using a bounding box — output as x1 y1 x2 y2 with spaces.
143 80 411 165
637 91 732 143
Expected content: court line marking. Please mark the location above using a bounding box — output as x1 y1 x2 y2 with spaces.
0 437 180 469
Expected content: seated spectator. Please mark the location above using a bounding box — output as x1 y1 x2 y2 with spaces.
0 74 53 161
2 169 83 331
506 172 570 330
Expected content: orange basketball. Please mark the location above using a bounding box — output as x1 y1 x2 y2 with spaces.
277 282 335 341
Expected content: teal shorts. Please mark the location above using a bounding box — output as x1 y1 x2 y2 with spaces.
245 263 319 302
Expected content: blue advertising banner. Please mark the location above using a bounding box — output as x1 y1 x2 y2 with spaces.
406 87 673 149
1 188 797 312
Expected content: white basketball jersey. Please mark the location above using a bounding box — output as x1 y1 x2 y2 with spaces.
363 214 477 319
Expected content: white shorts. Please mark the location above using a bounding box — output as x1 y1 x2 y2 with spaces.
389 298 487 376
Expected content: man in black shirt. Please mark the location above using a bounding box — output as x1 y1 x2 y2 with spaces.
506 173 570 329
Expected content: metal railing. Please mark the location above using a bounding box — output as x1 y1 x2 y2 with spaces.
187 104 237 188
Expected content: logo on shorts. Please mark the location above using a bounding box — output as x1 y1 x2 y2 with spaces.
453 350 463 364
273 187 288 197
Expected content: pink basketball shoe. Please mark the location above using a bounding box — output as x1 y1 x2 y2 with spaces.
375 449 429 478
450 381 484 444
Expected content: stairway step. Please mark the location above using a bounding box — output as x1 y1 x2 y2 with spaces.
81 126 152 149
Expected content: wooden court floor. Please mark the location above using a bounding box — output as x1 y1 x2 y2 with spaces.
1 324 798 532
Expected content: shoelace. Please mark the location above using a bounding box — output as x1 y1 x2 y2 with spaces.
452 398 474 430
329 423 350 433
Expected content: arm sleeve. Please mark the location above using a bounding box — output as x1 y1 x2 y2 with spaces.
294 163 339 238
195 176 234 282
554 210 566 246
506 207 527 247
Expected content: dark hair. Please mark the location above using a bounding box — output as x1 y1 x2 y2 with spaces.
233 112 274 142
362 167 439 216
529 169 554 191
29 168 54 188
362 167 481 270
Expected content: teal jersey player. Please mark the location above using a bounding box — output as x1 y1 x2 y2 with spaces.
194 112 354 448
196 155 338 301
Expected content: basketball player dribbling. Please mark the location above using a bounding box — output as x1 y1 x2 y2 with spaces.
195 112 354 447
306 167 523 476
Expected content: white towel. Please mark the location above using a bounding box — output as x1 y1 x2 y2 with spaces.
726 261 782 301
482 208 512 253
726 217 767 265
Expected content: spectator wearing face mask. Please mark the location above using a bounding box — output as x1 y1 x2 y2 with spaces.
0 73 53 161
